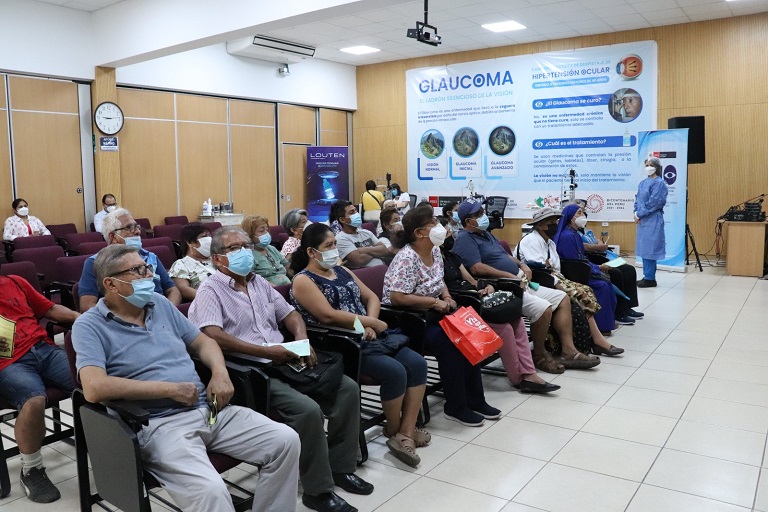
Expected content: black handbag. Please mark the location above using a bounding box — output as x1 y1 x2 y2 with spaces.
480 290 523 323
264 350 344 396
360 329 410 356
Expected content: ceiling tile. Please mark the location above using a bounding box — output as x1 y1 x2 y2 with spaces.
577 0 626 8
682 2 732 15
641 7 688 20
601 13 648 25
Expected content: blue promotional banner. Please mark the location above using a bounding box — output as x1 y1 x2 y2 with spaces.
306 146 349 223
406 41 657 221
637 129 689 272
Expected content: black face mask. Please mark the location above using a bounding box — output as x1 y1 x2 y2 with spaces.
545 224 559 238
442 236 455 252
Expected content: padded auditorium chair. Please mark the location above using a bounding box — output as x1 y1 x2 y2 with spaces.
0 261 44 293
361 222 376 233
484 196 508 233
142 239 177 269
163 215 189 226
152 226 183 258
203 222 223 234
10 245 67 300
46 223 77 240
65 232 105 255
65 331 270 512
76 241 108 256
2 234 56 262
135 217 153 238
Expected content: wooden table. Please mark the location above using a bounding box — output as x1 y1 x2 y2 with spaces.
723 221 767 277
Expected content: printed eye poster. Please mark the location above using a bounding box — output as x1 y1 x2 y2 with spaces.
406 41 657 221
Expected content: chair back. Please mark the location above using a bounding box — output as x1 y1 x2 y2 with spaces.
499 239 513 256
65 232 105 254
274 284 291 303
90 222 96 233
12 246 66 288
203 221 222 233
484 196 508 232
56 255 90 283
271 232 289 251
164 216 189 226
148 245 176 270
560 259 592 285
176 302 191 318
135 218 153 239
0 261 43 293
361 222 375 233
13 235 56 250
46 223 77 239
152 224 183 242
78 241 108 256
268 225 287 239
352 264 387 299
142 237 176 266
408 195 417 209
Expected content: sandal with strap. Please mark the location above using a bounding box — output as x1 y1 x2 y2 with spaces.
382 426 431 448
535 353 565 374
386 434 420 467
560 351 601 370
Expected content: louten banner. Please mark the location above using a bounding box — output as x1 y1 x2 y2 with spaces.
405 41 657 221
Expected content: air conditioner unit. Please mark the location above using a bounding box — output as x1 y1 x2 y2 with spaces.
226 36 315 64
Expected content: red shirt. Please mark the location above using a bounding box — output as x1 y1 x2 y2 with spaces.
0 275 55 371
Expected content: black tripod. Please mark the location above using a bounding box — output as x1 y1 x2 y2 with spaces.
685 223 703 272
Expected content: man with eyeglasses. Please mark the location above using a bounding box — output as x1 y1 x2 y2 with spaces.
78 208 181 312
190 227 371 512
72 244 300 512
0 270 80 503
92 193 117 234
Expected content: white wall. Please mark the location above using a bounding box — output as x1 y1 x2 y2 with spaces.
0 0 95 79
117 44 357 110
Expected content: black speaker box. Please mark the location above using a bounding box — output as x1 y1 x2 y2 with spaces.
668 116 705 164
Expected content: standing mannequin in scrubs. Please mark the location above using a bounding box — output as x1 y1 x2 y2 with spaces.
634 157 668 288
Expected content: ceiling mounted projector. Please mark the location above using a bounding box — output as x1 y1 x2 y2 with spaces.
407 0 442 47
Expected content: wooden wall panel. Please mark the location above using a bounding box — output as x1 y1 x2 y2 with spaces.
177 122 229 222
119 119 177 228
280 144 308 215
278 104 316 144
231 126 277 221
117 88 175 120
0 77 5 108
176 94 227 124
231 100 275 127
11 111 85 231
320 131 348 147
8 76 78 113
320 108 347 132
353 13 768 255
0 76 12 212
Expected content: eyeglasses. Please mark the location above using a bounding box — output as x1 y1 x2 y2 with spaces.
113 223 140 234
208 394 217 426
109 263 154 278
219 243 254 254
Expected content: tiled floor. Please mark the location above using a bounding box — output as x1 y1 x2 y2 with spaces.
3 264 768 511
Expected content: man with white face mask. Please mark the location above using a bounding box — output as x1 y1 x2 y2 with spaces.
78 208 181 312
333 201 393 269
634 157 668 287
92 194 117 233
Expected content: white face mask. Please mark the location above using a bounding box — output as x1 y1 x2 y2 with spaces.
105 205 117 213
574 216 588 229
314 248 339 270
428 223 447 247
16 207 29 216
645 166 657 176
196 236 212 258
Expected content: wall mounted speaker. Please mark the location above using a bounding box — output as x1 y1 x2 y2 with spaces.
668 116 705 164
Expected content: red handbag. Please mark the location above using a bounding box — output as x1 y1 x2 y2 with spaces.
439 306 503 365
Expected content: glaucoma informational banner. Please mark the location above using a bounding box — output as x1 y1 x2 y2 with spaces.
405 41 657 221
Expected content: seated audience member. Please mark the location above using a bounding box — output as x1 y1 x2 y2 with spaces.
452 199 599 373
73 245 300 512
3 198 51 241
0 274 79 503
442 200 462 234
79 208 180 312
169 222 214 301
389 183 411 214
290 223 429 467
189 227 373 512
333 201 392 269
92 194 117 234
241 215 291 287
554 205 621 332
437 218 559 392
328 205 343 235
384 206 500 426
360 180 384 222
377 207 402 248
516 208 624 356
280 208 310 261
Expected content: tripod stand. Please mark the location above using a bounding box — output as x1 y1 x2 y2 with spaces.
685 223 703 272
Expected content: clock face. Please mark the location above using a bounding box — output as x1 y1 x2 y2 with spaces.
94 102 124 135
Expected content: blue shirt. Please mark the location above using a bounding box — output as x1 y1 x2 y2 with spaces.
72 293 205 417
451 229 519 276
78 248 176 299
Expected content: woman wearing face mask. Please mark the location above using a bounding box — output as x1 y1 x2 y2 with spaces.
290 223 429 467
169 223 214 301
517 209 624 356
443 200 462 233
241 215 291 287
279 208 310 261
377 208 402 243
3 198 51 241
634 157 668 287
437 218 561 392
384 206 500 427
554 205 620 340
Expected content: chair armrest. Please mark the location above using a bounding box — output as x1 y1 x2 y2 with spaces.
101 400 151 432
45 320 73 340
305 326 362 381
478 278 524 298
224 352 271 368
2 240 13 261
51 281 77 310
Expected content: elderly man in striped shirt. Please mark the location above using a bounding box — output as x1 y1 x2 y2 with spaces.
189 227 371 512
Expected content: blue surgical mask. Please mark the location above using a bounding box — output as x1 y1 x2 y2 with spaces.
475 214 490 231
123 235 143 249
348 213 362 228
115 277 155 308
452 211 460 224
256 232 272 249
225 248 255 276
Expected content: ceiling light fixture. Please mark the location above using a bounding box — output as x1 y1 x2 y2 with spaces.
482 20 526 33
340 46 381 55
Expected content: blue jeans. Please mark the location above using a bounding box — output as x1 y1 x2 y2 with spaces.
0 341 74 410
360 346 427 402
642 258 657 281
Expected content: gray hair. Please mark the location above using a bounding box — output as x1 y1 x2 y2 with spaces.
210 227 250 256
93 244 139 294
281 208 307 234
101 208 133 241
645 157 662 175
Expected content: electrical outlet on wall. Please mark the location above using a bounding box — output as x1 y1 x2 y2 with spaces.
602 222 609 227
